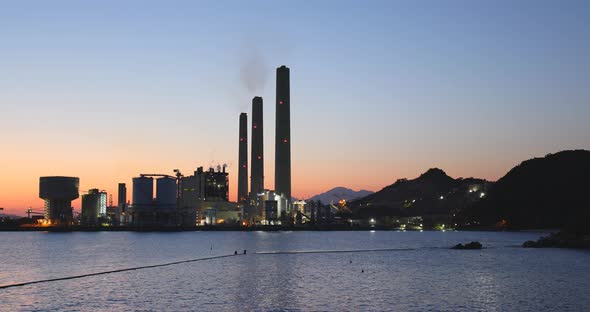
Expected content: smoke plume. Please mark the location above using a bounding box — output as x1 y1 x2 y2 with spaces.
240 47 269 93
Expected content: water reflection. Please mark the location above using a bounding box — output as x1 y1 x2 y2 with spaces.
1 231 590 311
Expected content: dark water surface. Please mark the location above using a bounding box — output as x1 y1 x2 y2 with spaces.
1 231 589 311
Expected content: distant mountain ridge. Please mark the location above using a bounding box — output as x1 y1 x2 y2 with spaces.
307 187 374 204
349 168 490 220
0 213 20 219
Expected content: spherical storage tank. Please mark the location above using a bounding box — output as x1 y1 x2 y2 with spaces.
132 177 154 206
39 176 80 200
156 177 177 206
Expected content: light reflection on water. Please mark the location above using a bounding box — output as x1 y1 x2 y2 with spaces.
1 231 589 311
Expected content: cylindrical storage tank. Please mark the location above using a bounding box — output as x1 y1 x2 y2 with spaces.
39 176 79 223
39 176 80 200
132 177 153 206
156 177 177 206
81 191 100 225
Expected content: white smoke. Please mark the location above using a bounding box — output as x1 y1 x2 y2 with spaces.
239 46 269 93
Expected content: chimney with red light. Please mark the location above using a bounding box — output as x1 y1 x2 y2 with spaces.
275 65 291 200
238 112 248 203
251 96 264 196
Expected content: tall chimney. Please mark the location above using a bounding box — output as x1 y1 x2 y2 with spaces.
275 65 291 200
251 96 264 196
238 113 248 203
117 183 127 207
117 183 127 212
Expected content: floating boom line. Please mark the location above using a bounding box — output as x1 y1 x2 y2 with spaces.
0 253 241 290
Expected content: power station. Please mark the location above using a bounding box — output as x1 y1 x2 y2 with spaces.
31 64 295 227
239 65 293 224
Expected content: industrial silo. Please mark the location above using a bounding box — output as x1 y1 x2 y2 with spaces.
39 176 80 224
156 176 177 206
132 176 153 206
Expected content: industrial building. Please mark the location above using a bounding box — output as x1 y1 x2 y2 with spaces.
181 166 229 202
130 175 178 226
200 201 240 225
255 190 290 224
180 166 239 225
117 183 127 224
39 176 79 225
127 167 237 227
81 189 107 225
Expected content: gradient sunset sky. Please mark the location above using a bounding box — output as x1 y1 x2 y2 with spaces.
1 1 589 215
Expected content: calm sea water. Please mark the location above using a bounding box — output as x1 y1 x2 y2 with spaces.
1 231 589 311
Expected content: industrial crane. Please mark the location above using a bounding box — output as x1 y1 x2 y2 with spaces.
173 169 183 201
26 207 44 218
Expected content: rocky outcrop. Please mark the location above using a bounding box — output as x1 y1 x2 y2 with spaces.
451 241 483 250
523 232 590 249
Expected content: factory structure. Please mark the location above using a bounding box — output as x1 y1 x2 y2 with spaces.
81 189 107 225
179 166 240 225
35 64 294 227
39 176 79 225
129 174 178 226
38 177 128 226
116 183 128 225
238 65 294 224
237 112 249 204
122 165 239 226
126 64 295 226
275 65 292 201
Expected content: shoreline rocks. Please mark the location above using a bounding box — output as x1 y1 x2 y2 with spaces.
451 241 483 250
523 232 590 249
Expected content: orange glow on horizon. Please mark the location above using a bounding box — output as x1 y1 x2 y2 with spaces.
0 117 521 217
0 156 508 217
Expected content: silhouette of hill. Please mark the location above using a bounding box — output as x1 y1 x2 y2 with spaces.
349 168 489 224
308 187 374 204
457 150 590 231
0 213 20 219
